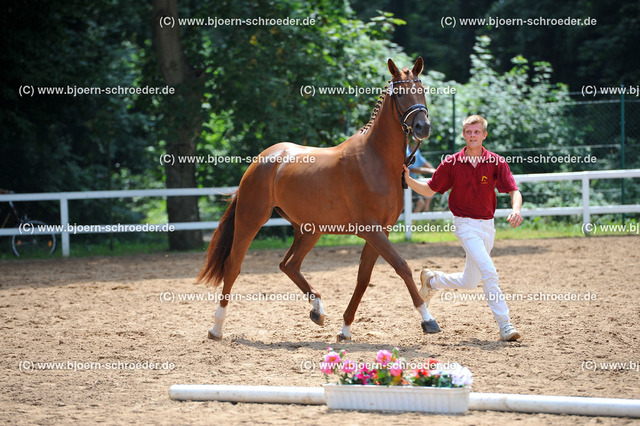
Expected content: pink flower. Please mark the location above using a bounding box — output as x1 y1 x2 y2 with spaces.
324 351 341 366
342 359 357 374
389 362 403 377
355 367 372 381
376 350 392 366
320 362 334 375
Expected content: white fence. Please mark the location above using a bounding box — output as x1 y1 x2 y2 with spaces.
403 169 640 239
1 169 639 257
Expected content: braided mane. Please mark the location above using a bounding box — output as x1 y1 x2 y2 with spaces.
358 78 392 134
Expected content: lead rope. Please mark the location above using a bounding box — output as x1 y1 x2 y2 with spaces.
402 136 422 189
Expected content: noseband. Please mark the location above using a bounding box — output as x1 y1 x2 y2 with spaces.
389 79 429 188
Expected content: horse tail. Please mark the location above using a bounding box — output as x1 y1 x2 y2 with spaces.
197 195 237 287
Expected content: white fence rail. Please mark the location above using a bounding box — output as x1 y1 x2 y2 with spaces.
1 169 639 257
402 169 640 239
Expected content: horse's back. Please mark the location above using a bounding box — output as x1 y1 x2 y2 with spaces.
238 138 402 227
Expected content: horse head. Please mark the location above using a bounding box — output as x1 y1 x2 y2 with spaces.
387 57 431 141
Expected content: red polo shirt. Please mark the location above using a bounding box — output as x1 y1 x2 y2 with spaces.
427 147 518 220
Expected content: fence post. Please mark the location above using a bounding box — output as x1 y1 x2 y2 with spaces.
60 196 70 257
404 186 413 240
620 84 626 223
450 92 456 153
581 176 590 228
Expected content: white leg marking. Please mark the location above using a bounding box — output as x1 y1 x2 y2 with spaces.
340 322 352 339
211 304 227 338
311 297 325 316
416 302 435 322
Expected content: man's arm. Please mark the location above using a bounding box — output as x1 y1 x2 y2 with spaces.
507 190 523 228
403 165 436 197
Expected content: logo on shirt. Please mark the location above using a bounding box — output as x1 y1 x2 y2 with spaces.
481 175 489 184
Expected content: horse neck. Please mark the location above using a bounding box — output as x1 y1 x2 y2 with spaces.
361 94 407 165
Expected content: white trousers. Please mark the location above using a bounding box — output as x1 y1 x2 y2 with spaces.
431 216 510 325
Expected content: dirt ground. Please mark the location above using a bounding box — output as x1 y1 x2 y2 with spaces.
1 236 639 425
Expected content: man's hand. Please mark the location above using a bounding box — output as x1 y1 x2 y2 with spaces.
507 190 523 228
507 211 523 228
404 166 437 198
402 164 411 182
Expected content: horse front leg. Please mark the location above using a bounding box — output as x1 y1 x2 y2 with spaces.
338 242 379 342
360 231 441 334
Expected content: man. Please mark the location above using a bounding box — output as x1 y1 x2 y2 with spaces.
402 115 523 341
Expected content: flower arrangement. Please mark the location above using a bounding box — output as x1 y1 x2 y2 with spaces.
320 347 473 388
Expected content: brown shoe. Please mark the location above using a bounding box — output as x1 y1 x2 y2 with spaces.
419 269 437 307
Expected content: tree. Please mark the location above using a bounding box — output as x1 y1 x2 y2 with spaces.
350 0 494 84
0 1 152 228
151 0 204 250
483 0 640 89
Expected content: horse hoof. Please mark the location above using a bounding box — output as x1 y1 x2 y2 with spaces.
421 319 441 334
208 329 223 340
336 332 352 343
310 310 325 326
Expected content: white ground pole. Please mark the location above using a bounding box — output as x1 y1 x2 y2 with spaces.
169 385 640 418
169 385 325 405
470 392 640 418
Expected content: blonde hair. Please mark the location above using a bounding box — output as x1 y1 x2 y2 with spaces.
462 115 488 133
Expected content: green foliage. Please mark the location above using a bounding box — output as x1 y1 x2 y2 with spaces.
169 0 412 188
424 36 578 172
351 0 640 91
3 0 637 253
1 1 154 228
417 36 611 209
482 0 640 89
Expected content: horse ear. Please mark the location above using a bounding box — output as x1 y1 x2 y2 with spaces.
412 57 424 76
388 59 399 77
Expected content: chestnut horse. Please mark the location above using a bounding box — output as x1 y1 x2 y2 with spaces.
198 57 441 341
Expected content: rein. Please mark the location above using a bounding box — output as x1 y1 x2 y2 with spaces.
389 79 428 189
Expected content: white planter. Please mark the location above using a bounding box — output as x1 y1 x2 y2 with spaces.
323 384 470 414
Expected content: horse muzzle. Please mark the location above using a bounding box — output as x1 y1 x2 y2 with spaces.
411 119 431 140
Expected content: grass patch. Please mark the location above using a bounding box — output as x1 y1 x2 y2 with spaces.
1 216 637 260
69 239 171 258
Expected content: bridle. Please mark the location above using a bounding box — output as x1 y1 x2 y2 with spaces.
388 78 429 188
389 79 429 137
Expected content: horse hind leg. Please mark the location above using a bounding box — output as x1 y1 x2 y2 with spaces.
278 225 323 325
209 194 274 340
208 231 258 340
